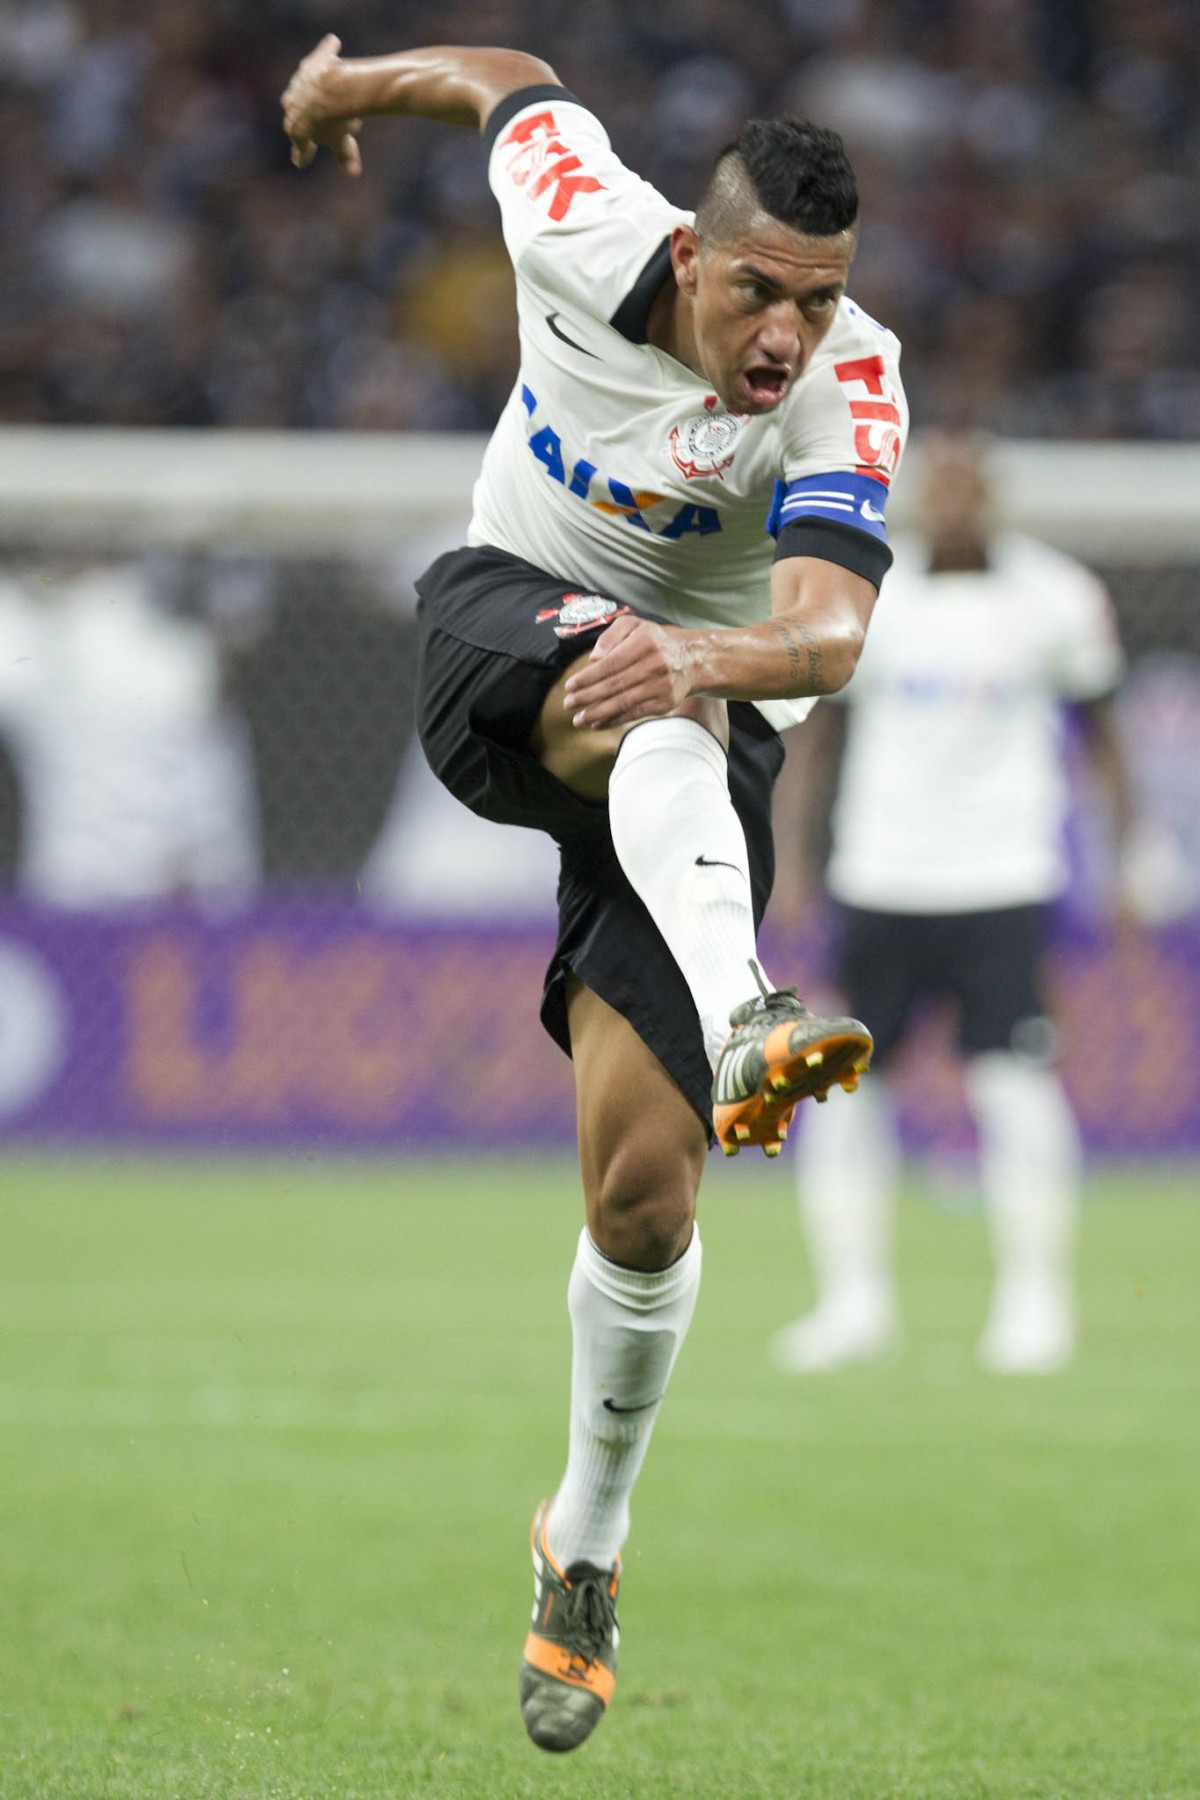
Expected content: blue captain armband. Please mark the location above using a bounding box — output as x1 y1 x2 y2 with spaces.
767 471 891 540
766 471 894 588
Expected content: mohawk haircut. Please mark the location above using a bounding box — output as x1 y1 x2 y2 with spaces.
695 119 859 246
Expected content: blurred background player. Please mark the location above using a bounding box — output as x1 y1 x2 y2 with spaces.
771 431 1135 1376
0 555 258 906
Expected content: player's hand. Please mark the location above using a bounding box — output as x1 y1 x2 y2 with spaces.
563 614 698 729
281 34 363 176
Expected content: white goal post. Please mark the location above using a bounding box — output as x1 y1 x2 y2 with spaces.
1 428 1199 563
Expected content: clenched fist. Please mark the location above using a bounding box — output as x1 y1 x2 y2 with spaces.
281 34 363 175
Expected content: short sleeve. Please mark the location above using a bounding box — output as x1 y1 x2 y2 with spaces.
769 319 908 591
484 88 679 322
1043 560 1125 699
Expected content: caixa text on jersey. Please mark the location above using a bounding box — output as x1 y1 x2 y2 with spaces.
520 384 722 540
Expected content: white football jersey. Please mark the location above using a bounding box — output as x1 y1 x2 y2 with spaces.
468 88 908 732
826 532 1126 912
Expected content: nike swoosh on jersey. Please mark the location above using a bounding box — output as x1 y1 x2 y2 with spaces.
860 498 886 523
545 312 600 359
602 1395 662 1415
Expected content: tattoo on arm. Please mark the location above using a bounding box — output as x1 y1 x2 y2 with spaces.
775 620 825 692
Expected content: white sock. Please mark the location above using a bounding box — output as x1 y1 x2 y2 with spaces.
547 1226 702 1571
964 1052 1081 1306
607 718 768 1066
795 1076 899 1321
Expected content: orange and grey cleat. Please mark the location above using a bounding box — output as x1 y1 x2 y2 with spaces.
712 973 873 1157
519 1501 620 1753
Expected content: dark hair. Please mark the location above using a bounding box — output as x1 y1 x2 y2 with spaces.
696 118 859 244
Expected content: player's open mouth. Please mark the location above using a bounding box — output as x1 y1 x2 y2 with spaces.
741 365 790 407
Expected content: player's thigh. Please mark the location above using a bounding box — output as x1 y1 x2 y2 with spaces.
950 905 1055 1058
531 657 731 802
528 660 626 801
567 976 707 1271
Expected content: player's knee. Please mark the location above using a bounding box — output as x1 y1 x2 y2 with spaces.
533 662 730 802
671 694 729 750
594 1190 696 1272
589 1139 699 1270
965 1050 1081 1166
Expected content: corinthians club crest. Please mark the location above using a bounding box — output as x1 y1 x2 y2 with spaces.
536 592 630 638
669 397 747 481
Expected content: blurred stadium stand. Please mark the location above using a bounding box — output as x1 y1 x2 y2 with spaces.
0 0 1197 1153
1 0 1197 438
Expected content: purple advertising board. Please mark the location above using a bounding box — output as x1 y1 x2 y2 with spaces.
0 900 1197 1155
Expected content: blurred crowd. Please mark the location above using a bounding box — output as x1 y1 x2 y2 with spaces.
1 0 1198 438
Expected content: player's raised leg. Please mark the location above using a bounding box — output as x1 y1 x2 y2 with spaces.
519 979 705 1753
535 666 873 1157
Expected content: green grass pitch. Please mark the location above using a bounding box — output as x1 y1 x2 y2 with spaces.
1 1152 1198 1799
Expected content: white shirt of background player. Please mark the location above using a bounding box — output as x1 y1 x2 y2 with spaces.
826 532 1126 912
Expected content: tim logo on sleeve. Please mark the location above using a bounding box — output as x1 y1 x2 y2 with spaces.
500 110 606 221
834 355 903 484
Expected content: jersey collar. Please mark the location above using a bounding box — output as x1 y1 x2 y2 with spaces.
610 237 674 344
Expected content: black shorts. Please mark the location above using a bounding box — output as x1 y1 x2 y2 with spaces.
833 902 1054 1069
414 544 784 1130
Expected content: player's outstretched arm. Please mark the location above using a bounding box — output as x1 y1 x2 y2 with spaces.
281 36 558 174
563 558 876 730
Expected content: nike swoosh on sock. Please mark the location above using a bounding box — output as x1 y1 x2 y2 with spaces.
602 1396 662 1415
694 855 745 875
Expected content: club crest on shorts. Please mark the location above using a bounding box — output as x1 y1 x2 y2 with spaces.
536 592 629 638
669 398 747 481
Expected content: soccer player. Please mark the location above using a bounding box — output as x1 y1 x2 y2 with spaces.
282 37 906 1750
771 432 1131 1378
